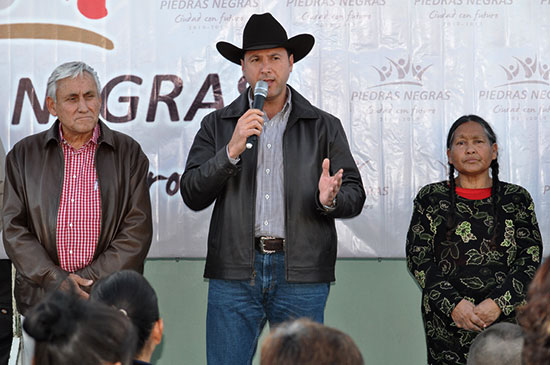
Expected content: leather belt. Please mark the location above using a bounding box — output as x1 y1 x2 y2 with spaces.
255 236 285 254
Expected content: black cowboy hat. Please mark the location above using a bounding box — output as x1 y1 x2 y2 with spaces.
216 13 315 65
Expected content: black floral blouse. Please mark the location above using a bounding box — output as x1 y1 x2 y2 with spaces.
406 181 542 365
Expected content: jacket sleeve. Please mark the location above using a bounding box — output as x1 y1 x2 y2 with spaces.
315 117 365 219
489 188 543 315
2 149 68 290
0 138 5 232
406 188 463 318
75 148 152 282
180 114 240 211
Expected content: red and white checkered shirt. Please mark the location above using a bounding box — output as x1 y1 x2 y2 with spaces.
56 124 101 272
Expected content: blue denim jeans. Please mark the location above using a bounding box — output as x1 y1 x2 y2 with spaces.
206 251 330 365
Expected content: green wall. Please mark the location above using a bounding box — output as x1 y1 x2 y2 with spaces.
143 258 428 365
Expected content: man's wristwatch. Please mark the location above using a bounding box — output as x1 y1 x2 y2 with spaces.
322 197 337 211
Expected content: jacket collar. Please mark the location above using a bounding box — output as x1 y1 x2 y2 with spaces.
44 119 116 149
220 85 319 126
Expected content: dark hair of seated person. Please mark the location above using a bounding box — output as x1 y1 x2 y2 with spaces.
23 289 137 365
90 270 162 364
517 257 550 365
260 318 364 365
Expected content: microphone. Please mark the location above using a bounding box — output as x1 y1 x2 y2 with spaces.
246 80 268 150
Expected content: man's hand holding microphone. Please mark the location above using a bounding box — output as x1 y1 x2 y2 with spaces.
227 80 268 159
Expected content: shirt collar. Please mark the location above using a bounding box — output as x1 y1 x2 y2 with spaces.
59 122 101 148
248 85 293 120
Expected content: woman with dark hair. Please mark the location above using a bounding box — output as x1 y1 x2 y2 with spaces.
90 270 163 365
517 257 550 365
23 289 137 365
406 115 542 364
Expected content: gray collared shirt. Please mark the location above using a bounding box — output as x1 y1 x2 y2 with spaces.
227 87 292 239
251 87 291 238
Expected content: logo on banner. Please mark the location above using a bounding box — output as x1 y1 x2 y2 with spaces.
479 54 550 100
414 0 512 26
286 0 385 25
159 0 258 29
479 54 550 119
351 55 451 115
77 0 108 19
496 56 550 87
370 56 432 88
0 0 113 49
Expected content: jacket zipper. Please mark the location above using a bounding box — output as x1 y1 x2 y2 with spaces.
94 142 103 253
250 122 259 286
282 123 289 280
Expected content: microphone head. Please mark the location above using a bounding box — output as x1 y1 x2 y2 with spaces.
254 80 268 98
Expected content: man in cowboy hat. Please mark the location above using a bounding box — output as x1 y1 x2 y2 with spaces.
181 13 365 364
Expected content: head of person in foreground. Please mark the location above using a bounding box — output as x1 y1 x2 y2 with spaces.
24 289 137 365
467 322 523 365
517 257 550 365
260 318 364 365
90 270 163 363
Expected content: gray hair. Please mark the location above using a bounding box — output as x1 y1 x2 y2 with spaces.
260 318 364 365
467 322 524 365
46 61 101 102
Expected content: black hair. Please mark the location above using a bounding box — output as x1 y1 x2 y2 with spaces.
90 270 160 355
23 289 137 365
446 115 500 245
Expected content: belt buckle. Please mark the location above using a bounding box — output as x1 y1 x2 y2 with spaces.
259 236 277 254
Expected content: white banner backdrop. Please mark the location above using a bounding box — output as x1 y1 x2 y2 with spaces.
0 0 549 258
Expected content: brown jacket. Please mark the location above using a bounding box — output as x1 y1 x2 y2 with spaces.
3 120 152 315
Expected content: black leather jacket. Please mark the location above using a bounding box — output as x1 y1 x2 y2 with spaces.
181 87 365 283
3 120 152 314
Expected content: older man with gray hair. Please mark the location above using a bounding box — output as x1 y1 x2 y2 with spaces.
467 322 524 365
3 61 152 364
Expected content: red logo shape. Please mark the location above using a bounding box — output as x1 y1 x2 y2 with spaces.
77 0 107 20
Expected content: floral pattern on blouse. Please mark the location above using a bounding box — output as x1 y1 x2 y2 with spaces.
406 181 542 364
